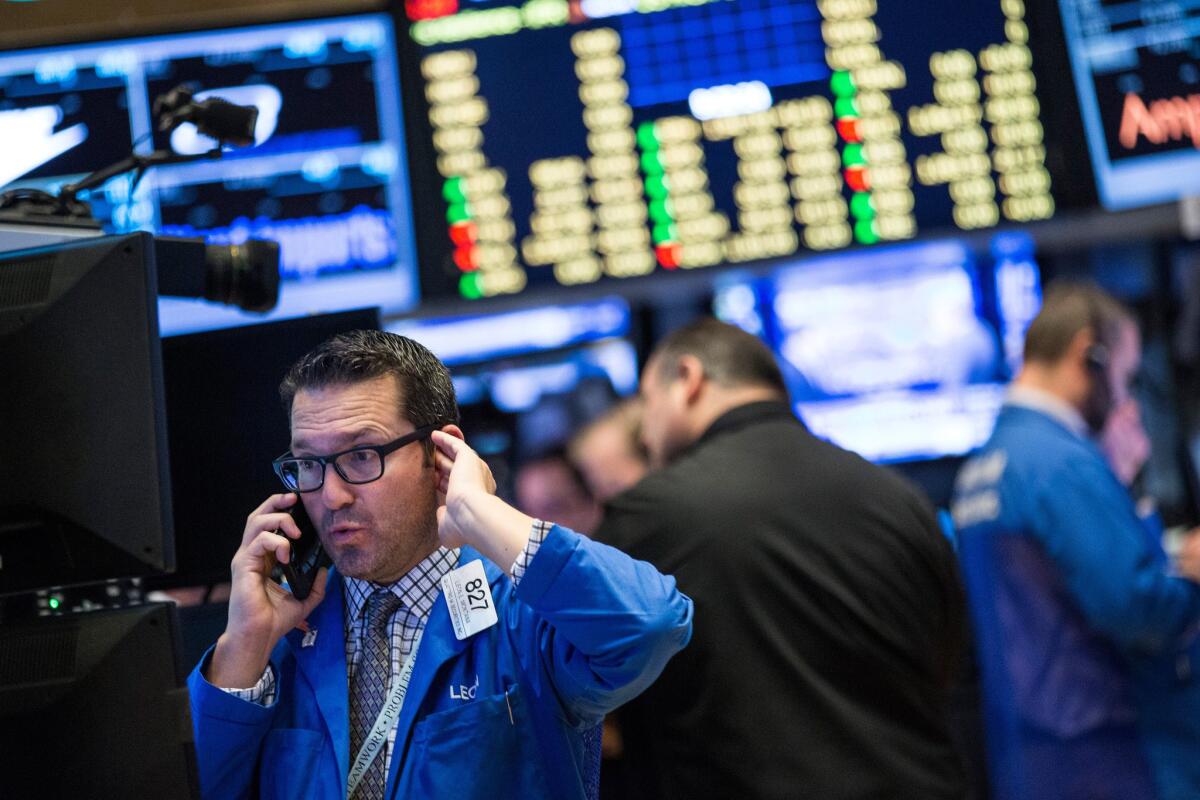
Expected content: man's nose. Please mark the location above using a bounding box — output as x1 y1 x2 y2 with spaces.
319 465 355 510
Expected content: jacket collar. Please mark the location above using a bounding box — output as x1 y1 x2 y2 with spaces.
1004 385 1090 440
689 399 796 454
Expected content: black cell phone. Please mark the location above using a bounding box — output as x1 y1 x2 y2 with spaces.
271 499 332 601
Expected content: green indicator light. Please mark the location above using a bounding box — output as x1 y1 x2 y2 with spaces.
850 192 875 219
446 202 472 223
842 143 867 168
648 198 674 223
459 272 484 300
48 597 60 609
442 177 466 204
640 150 665 175
644 174 670 199
854 218 880 244
830 70 855 98
834 97 859 118
636 122 660 151
652 223 677 243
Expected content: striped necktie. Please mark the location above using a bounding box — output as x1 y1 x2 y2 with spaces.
349 588 405 800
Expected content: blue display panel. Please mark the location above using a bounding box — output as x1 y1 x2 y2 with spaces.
0 14 419 333
714 233 1041 462
385 296 637 411
385 296 631 366
1057 0 1200 210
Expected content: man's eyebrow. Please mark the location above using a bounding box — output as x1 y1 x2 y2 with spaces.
291 429 383 453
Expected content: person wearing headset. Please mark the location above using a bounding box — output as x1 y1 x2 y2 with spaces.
952 282 1200 800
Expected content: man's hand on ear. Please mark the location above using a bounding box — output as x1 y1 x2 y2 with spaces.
1100 398 1150 487
432 430 533 575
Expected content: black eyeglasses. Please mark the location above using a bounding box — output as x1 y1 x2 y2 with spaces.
272 425 437 493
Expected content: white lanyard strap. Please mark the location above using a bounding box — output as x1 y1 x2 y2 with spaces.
346 627 426 798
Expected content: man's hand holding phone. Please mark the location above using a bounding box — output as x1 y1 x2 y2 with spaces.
207 492 329 689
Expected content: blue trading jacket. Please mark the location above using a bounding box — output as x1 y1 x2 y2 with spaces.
187 526 693 800
953 404 1200 800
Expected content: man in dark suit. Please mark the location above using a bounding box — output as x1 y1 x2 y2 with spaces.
595 318 967 799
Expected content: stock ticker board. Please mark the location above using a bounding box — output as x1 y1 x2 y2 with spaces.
401 0 1060 300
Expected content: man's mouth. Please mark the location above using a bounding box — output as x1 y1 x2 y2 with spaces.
327 524 366 545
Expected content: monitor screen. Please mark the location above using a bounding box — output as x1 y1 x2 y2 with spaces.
714 232 1041 462
0 13 419 334
1056 0 1200 210
398 0 1060 301
0 603 196 798
0 233 175 594
386 299 638 469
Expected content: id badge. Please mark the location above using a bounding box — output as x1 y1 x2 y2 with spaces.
441 559 498 640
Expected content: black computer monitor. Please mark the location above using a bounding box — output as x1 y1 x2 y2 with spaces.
153 307 381 589
0 232 174 595
0 603 196 798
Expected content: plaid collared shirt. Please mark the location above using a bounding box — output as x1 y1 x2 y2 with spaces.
223 520 553 775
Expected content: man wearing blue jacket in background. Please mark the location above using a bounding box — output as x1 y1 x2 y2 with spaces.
187 330 694 800
953 283 1200 800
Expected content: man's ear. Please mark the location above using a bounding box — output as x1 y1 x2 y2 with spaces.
424 424 464 472
676 355 706 404
439 423 466 441
1065 328 1096 372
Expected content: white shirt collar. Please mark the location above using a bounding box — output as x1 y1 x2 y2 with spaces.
343 546 460 625
1005 385 1090 439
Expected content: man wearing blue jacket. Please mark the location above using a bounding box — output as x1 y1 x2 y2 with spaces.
188 330 694 800
953 283 1200 800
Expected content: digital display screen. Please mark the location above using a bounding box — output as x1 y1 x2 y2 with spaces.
714 233 1041 462
384 296 632 365
386 299 637 460
1057 0 1200 209
399 0 1058 301
0 14 419 334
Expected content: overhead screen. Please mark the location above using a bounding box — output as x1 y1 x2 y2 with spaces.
714 232 1042 463
399 0 1060 301
386 297 637 410
386 298 638 462
1056 0 1200 210
0 14 419 334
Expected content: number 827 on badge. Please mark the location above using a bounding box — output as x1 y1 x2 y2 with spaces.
442 559 498 640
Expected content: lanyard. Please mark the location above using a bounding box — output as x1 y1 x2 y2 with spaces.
345 627 426 799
